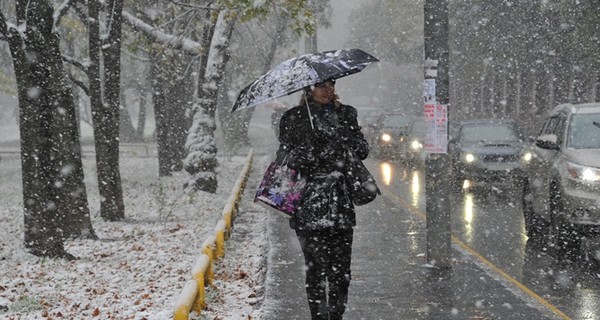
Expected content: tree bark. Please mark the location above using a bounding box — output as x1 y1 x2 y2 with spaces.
89 0 125 221
2 0 93 259
150 49 192 176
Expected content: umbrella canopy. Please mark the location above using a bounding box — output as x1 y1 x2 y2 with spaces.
232 48 379 112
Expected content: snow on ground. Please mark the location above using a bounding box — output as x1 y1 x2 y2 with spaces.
0 148 273 319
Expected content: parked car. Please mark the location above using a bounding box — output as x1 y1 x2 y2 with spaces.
523 103 600 254
397 118 427 168
368 113 417 159
448 119 531 192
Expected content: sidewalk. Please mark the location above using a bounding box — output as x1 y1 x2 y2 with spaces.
259 189 560 320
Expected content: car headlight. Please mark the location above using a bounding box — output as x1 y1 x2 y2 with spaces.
381 133 391 142
522 151 532 162
411 140 423 150
566 161 600 182
464 153 476 163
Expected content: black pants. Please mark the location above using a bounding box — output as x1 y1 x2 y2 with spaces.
295 228 354 320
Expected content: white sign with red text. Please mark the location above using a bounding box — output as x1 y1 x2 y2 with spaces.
424 103 448 154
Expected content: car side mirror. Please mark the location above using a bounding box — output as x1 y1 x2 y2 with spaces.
535 134 559 150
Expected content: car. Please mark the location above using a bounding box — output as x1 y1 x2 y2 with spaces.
368 113 417 159
357 107 384 144
523 103 600 254
397 118 428 168
448 119 531 192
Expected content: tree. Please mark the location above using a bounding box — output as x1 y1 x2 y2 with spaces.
122 0 318 191
123 2 204 177
0 0 94 259
183 9 236 193
88 0 126 221
448 0 600 131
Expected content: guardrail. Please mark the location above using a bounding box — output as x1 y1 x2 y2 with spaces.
173 149 254 320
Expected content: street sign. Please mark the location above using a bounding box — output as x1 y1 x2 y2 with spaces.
424 102 448 154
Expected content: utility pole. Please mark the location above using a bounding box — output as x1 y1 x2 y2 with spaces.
424 0 451 270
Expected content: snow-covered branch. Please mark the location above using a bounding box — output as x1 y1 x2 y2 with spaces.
53 0 77 29
122 10 204 54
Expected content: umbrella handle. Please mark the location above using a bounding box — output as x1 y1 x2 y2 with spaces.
303 94 315 130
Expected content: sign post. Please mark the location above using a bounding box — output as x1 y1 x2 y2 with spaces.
424 0 451 270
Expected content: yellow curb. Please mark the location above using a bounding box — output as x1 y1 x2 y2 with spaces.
173 279 197 320
215 219 226 259
191 254 210 312
201 236 216 285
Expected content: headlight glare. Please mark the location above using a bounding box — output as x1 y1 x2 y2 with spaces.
381 133 391 142
465 153 475 163
566 161 600 182
522 152 532 162
411 140 422 150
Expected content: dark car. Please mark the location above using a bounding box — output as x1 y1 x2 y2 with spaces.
448 119 531 192
396 118 427 168
357 107 384 145
523 103 600 254
369 113 417 159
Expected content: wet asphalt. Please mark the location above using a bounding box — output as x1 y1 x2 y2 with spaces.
258 159 564 320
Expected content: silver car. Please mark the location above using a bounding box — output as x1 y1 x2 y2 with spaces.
448 119 531 192
524 103 600 255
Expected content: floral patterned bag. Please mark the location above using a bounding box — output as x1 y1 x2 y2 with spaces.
254 161 307 219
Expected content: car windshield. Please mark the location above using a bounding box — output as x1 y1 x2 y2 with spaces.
568 113 600 149
382 115 412 128
460 123 519 143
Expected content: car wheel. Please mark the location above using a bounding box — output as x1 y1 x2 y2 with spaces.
548 181 581 257
522 179 548 242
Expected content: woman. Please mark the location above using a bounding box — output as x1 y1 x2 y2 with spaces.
277 79 369 320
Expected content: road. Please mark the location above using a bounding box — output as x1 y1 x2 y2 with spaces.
260 158 600 319
373 159 600 320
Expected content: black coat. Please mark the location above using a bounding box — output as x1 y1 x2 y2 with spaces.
277 99 369 230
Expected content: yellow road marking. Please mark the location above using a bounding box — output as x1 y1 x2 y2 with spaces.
381 187 571 320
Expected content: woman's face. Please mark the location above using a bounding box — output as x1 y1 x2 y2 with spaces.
312 80 336 105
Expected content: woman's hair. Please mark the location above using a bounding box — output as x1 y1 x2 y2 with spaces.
299 87 341 107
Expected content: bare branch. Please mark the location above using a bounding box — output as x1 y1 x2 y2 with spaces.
121 48 150 62
62 54 89 73
167 0 216 10
67 72 89 96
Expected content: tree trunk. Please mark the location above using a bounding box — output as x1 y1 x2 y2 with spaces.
150 50 191 176
136 88 147 140
2 1 93 259
120 92 138 143
184 11 236 193
89 0 125 221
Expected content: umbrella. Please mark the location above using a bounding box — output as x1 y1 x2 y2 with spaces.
231 48 379 113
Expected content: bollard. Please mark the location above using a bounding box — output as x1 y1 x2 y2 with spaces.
425 153 452 269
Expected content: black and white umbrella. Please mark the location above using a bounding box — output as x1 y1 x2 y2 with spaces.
231 48 379 112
